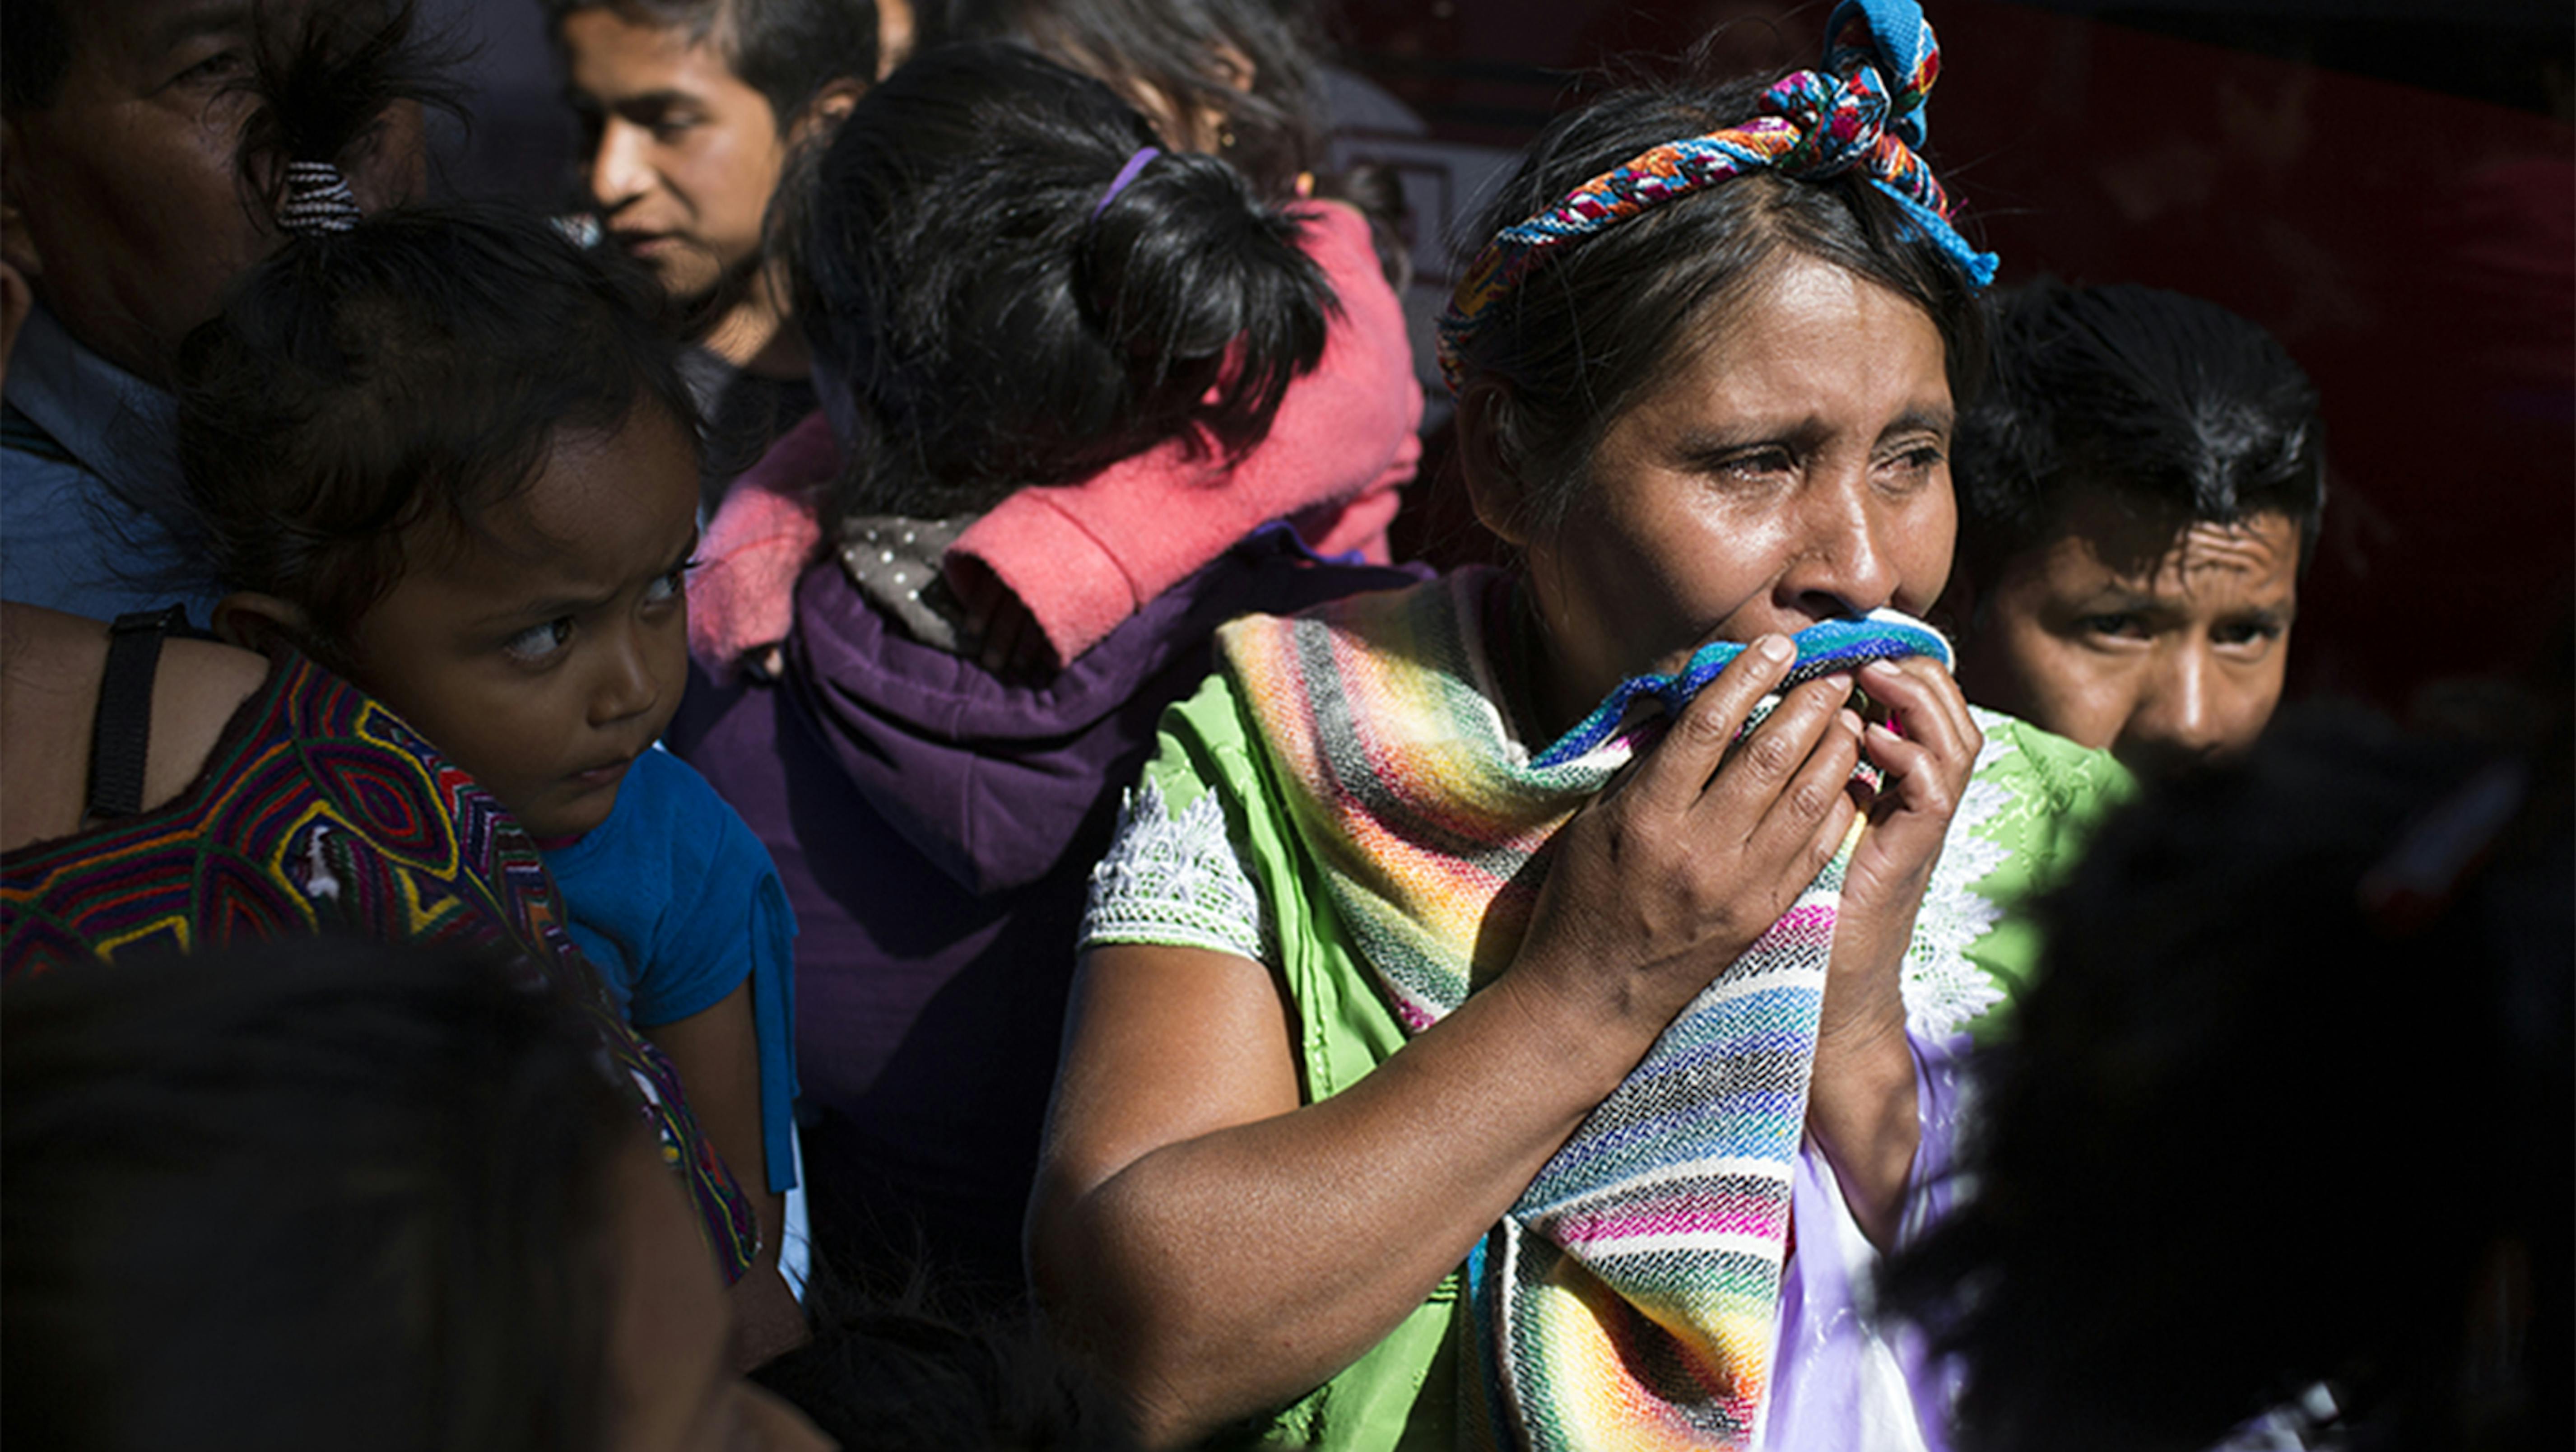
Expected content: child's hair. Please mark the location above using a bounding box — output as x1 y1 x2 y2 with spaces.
1881 704 2572 1452
1949 278 2326 587
2 937 639 1452
538 0 879 134
932 0 1322 201
785 42 1333 525
754 1261 1138 1450
174 205 699 659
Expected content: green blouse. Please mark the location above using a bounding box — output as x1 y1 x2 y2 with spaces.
1083 667 2132 1450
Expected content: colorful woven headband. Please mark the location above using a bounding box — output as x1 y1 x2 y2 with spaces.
1437 0 1998 393
1092 145 1163 220
278 160 362 238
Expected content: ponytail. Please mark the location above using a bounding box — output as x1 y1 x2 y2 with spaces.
227 0 466 226
1082 148 1328 473
787 42 1333 525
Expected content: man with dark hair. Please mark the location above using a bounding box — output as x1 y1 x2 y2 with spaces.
0 0 430 620
544 0 874 498
1945 279 2326 778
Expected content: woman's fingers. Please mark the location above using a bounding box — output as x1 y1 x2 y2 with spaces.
1859 657 1978 768
1626 634 1795 814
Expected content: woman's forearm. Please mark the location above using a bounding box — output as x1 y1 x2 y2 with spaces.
1030 954 1659 1445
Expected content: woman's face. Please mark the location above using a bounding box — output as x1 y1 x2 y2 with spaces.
1507 253 1958 733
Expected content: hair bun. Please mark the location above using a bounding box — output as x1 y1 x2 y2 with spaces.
1082 149 1328 379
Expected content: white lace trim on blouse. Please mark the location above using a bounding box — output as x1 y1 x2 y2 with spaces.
1082 780 1270 963
1897 708 2018 1040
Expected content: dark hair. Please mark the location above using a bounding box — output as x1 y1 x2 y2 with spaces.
755 1266 1138 1450
1881 707 2572 1452
1449 70 1989 538
1949 279 2326 586
174 205 700 656
1 938 640 1452
0 0 72 112
540 0 878 131
229 1 468 209
787 42 1331 523
935 0 1321 201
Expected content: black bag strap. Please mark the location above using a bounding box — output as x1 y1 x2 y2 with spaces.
85 606 187 821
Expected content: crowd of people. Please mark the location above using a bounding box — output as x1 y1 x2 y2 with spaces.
0 0 2562 1449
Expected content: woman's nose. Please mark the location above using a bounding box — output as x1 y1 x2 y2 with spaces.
1780 466 1901 621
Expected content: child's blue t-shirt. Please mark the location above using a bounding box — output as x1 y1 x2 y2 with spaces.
543 745 799 1194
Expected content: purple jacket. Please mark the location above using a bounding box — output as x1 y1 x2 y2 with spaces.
670 527 1419 1291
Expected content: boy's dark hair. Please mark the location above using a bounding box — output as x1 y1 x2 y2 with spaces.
1447 68 1989 540
935 0 1320 201
786 42 1333 524
1882 706 2572 1452
2 938 640 1452
1950 279 2326 587
174 205 700 657
539 0 878 131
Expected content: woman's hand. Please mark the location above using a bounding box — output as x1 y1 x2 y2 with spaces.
1507 633 1867 1076
1807 655 1982 1245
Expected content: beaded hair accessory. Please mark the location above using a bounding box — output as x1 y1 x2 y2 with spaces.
1436 0 1999 393
277 160 363 237
1091 145 1163 221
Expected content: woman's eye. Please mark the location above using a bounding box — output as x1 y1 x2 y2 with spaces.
1711 448 1792 482
502 618 574 663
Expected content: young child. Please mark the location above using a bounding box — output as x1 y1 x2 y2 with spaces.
683 0 1423 681
172 197 805 1357
669 42 1421 1295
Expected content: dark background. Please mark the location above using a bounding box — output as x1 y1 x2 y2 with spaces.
430 0 2575 719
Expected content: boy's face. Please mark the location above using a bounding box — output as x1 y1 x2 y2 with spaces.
341 407 700 841
558 7 785 304
1957 483 2302 778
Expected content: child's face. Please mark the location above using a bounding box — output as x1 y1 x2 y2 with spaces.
347 408 699 841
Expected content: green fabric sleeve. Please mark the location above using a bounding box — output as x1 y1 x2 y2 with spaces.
1959 710 2137 1041
1135 674 1467 1452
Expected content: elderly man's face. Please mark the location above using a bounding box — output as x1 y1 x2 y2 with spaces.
0 0 420 385
1958 483 2302 777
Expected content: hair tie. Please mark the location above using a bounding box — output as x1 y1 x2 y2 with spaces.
1437 0 1999 393
1091 146 1162 221
278 160 363 237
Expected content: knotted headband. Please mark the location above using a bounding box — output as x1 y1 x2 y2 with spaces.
1437 0 1999 393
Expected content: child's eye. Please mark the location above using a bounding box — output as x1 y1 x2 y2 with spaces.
643 559 696 607
502 618 575 663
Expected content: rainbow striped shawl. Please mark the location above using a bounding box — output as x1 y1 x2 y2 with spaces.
1217 570 1950 1450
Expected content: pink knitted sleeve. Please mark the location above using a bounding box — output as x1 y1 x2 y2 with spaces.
686 411 835 682
948 200 1423 664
